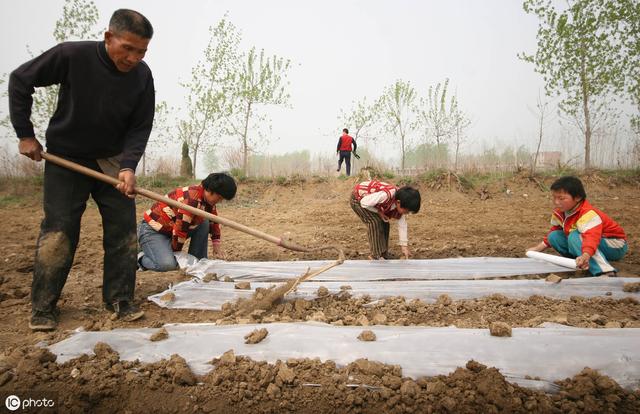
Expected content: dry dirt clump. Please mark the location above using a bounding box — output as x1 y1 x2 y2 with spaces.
4 345 638 414
235 281 251 290
159 292 176 304
317 286 329 297
357 330 376 341
490 321 512 337
546 274 562 283
623 282 640 292
202 272 218 282
221 280 300 320
244 328 269 344
149 327 169 342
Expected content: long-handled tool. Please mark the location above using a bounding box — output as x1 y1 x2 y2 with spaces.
40 152 344 296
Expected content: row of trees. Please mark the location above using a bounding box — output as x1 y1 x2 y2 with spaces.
0 0 292 178
2 0 637 177
520 0 639 170
338 78 472 172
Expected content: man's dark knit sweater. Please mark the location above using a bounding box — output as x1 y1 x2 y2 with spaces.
9 41 155 171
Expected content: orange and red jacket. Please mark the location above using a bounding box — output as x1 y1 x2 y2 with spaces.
144 185 221 252
543 199 626 256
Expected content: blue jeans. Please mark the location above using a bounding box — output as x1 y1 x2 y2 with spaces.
547 230 628 275
137 220 210 271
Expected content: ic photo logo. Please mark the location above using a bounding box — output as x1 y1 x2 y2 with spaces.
5 395 20 411
4 394 55 411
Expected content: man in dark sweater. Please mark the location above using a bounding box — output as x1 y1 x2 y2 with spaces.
8 9 155 331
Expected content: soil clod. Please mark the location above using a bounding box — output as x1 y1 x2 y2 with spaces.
150 327 169 342
489 321 512 337
357 330 377 341
244 328 268 344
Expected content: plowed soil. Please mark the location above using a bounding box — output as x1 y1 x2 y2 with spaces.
1 173 639 412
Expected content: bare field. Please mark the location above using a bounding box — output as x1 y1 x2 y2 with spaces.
1 174 639 412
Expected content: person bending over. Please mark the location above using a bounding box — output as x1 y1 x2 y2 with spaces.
351 180 421 260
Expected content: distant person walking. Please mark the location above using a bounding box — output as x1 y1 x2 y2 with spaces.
336 128 357 176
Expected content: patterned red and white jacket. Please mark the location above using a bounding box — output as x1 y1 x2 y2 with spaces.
543 199 626 256
353 180 408 246
144 185 221 252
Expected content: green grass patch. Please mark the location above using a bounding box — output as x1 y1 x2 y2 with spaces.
0 194 25 208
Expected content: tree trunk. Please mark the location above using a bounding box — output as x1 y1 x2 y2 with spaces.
401 133 406 170
454 131 460 173
532 113 543 176
580 54 592 170
242 102 252 176
192 146 198 179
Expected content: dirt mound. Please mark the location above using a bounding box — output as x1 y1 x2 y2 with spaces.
215 292 640 329
1 345 639 413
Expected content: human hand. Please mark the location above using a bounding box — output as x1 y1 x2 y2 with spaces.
212 244 227 260
401 245 411 259
18 138 43 161
575 253 590 270
117 169 137 198
378 212 389 222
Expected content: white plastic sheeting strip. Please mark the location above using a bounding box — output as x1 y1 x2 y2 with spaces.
526 251 577 269
174 255 574 282
49 322 640 390
148 277 639 311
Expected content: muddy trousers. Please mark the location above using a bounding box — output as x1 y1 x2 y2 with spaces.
337 151 352 176
547 230 628 276
31 159 137 313
350 195 389 259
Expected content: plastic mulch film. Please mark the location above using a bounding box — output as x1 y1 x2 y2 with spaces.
148 277 640 311
49 322 640 391
174 254 574 282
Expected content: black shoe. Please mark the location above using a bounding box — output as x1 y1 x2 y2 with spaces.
137 252 147 271
29 310 58 331
382 252 397 260
106 301 144 322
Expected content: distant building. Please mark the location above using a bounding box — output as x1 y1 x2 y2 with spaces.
538 151 562 168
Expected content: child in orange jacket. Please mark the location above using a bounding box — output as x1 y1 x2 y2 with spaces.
527 176 627 276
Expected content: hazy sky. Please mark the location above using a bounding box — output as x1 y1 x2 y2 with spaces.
1 0 557 168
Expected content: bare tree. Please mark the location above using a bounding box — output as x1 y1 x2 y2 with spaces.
378 80 416 170
1 0 100 138
225 47 291 176
559 94 620 168
179 17 240 177
450 94 471 173
521 0 628 170
528 92 552 175
415 79 456 169
338 97 379 145
141 100 178 176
